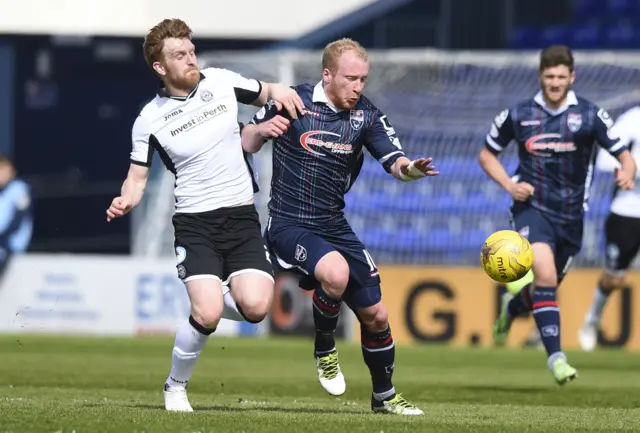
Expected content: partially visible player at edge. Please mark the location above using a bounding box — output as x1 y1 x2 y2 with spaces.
478 45 636 384
578 105 640 351
105 19 304 412
242 38 438 415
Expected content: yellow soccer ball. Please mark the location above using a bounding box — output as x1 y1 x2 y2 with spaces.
480 230 533 283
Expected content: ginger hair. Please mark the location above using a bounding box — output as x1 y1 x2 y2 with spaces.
143 18 193 69
322 38 368 73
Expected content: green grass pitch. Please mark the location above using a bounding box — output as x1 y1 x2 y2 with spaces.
1 335 639 432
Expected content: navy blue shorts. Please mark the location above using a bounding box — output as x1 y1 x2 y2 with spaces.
265 217 381 310
510 204 583 282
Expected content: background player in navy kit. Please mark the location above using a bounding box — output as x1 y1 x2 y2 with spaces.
478 45 637 384
578 106 640 351
242 38 438 415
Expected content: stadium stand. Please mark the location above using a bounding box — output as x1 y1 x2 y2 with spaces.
510 0 640 49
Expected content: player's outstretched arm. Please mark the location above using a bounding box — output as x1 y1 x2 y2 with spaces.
255 82 304 120
241 115 290 154
106 164 149 222
390 156 439 181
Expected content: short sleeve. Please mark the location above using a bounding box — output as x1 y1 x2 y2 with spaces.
596 107 631 157
364 110 405 172
216 68 262 105
484 108 515 154
130 115 154 167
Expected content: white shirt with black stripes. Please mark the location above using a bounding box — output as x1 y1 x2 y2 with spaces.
596 106 640 219
130 67 262 213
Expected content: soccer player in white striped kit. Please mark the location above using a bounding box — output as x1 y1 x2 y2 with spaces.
579 105 640 351
105 19 304 411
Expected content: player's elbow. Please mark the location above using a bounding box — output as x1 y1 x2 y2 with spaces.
478 147 496 168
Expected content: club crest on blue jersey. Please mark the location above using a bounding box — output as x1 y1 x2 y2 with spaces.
567 112 582 132
350 109 364 130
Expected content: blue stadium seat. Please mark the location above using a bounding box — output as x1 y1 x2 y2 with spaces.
540 26 570 46
603 24 637 49
573 0 608 19
570 24 602 49
509 27 540 49
608 0 640 16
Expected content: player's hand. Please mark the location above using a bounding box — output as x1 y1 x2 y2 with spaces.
409 157 440 176
508 181 535 202
270 84 305 120
615 167 635 190
258 115 290 139
106 196 133 222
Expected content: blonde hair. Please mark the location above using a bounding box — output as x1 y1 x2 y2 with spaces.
322 38 368 72
143 18 193 69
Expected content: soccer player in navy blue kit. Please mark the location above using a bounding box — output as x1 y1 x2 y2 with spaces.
242 38 438 415
479 45 637 384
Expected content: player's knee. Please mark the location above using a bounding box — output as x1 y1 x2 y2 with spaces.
315 252 350 297
237 295 271 323
187 281 224 329
232 276 274 323
357 302 389 332
190 308 222 330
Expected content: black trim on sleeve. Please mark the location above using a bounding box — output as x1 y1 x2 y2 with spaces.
130 159 151 168
130 135 155 167
235 80 262 105
484 142 501 155
149 134 176 175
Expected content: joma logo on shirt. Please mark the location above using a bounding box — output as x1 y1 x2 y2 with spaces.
170 104 227 137
164 109 183 121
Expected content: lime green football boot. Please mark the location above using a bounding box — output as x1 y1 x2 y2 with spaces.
371 393 424 415
551 358 578 385
505 269 534 294
493 291 514 346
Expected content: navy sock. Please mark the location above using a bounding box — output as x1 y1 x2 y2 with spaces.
532 286 562 357
312 286 342 355
507 284 533 317
361 326 395 396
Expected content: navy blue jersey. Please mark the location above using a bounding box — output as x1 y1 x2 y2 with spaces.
485 91 627 223
250 82 405 226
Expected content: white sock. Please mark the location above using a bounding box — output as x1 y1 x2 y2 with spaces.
222 289 246 322
547 351 566 370
166 319 210 388
585 285 610 326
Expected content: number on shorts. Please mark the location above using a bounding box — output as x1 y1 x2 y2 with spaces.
363 249 377 272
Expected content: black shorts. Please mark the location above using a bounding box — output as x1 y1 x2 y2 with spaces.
605 212 640 274
172 204 274 284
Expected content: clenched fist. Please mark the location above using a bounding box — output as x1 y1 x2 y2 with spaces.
106 196 133 222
